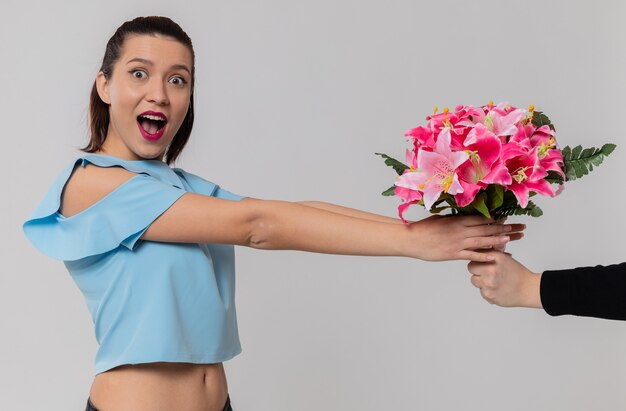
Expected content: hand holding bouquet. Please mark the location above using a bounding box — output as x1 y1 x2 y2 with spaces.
378 102 615 223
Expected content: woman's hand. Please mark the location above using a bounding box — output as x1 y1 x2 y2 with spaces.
467 251 542 308
407 215 525 262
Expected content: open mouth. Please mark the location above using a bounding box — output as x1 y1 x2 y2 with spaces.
137 113 167 134
137 111 168 141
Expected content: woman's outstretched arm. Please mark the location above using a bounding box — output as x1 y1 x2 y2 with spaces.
297 201 402 224
143 195 523 262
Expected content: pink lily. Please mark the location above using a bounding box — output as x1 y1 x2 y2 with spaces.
504 148 555 208
426 109 470 138
456 105 487 128
404 126 435 150
397 200 420 224
454 124 511 207
396 128 469 210
529 126 565 178
394 149 423 223
483 103 527 138
395 185 422 203
405 148 418 169
394 149 422 203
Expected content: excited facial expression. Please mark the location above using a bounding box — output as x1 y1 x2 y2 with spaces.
96 34 193 161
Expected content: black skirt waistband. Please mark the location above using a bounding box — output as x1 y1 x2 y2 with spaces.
86 395 232 411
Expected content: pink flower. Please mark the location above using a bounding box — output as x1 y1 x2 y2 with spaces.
397 199 420 224
405 148 418 169
426 108 469 138
529 126 565 178
396 128 469 210
483 103 527 138
395 185 422 202
454 124 511 207
386 102 570 220
394 149 423 223
503 148 555 208
456 105 487 128
404 126 435 150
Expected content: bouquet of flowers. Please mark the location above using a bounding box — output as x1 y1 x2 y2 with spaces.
377 102 616 223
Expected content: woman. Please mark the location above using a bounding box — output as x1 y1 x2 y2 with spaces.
468 252 626 320
23 16 524 411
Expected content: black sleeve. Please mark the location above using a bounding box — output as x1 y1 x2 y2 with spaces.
540 262 626 320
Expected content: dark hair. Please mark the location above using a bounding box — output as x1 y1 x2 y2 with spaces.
83 16 195 165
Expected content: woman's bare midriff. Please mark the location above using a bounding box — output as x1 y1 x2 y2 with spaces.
89 362 228 411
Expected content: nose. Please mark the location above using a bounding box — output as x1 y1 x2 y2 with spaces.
145 78 169 106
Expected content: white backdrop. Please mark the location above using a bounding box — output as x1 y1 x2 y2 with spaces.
2 1 625 410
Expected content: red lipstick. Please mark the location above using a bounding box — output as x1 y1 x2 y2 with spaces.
137 111 168 141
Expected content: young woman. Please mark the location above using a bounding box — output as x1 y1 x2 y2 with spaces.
23 16 524 411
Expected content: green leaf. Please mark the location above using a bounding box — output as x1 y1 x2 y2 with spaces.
531 111 555 131
486 185 504 210
430 205 451 214
561 146 571 161
602 143 617 156
573 160 586 179
432 197 450 208
456 205 477 215
438 193 458 207
471 193 491 219
580 147 594 158
381 186 396 196
545 170 565 184
494 201 543 218
375 153 409 176
590 155 604 167
563 143 617 181
523 202 544 217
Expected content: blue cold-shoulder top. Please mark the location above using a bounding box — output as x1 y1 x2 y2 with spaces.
23 154 245 374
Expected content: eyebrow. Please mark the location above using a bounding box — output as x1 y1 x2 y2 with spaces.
126 57 191 75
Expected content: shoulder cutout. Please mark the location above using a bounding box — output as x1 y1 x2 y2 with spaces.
60 163 136 218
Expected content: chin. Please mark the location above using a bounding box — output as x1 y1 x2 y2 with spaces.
133 146 167 161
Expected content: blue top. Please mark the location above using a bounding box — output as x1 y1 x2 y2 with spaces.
23 154 245 374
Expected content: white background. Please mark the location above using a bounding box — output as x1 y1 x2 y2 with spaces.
2 0 625 410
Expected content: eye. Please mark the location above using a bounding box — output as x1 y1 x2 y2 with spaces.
130 69 147 79
169 76 188 86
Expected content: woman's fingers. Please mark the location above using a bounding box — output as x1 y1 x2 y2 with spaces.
467 223 525 238
463 235 510 250
459 250 497 262
507 223 526 233
493 230 522 251
456 215 494 227
456 232 522 259
507 232 524 242
422 215 526 261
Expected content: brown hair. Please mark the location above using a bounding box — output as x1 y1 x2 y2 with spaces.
83 16 195 165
